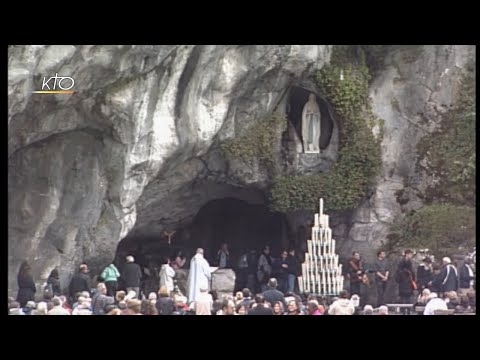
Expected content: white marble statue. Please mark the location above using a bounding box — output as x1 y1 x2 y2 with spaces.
302 93 321 153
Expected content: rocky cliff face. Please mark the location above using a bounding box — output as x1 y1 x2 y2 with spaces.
8 45 331 293
8 45 474 295
334 45 474 263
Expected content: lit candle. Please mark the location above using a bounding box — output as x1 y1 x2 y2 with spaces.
314 213 319 227
332 239 336 256
325 215 329 229
320 198 324 215
308 240 312 255
299 276 304 294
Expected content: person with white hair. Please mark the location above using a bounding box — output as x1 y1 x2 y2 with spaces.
72 296 86 314
423 292 448 315
416 288 431 305
193 287 213 315
363 305 374 315
72 297 92 315
187 248 211 304
378 305 389 315
124 290 137 301
72 290 91 310
438 257 459 293
122 255 142 297
32 301 48 315
48 297 71 315
23 301 37 315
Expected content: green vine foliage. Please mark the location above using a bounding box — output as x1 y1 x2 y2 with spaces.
221 112 287 167
270 46 383 212
416 64 475 205
387 204 475 257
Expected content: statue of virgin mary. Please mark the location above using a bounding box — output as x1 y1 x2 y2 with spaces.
302 93 321 153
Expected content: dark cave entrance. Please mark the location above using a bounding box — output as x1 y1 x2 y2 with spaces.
189 198 290 265
288 86 334 150
115 198 294 270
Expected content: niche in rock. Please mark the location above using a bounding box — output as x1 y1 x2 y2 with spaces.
287 87 334 151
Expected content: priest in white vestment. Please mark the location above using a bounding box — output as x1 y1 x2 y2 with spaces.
187 248 212 304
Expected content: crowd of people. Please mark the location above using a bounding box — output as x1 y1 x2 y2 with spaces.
8 245 475 315
346 249 476 314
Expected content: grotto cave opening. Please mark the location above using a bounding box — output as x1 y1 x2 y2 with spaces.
114 197 297 275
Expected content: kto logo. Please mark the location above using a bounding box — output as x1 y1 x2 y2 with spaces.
33 73 75 94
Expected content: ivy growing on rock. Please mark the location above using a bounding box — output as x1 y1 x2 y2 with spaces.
386 204 475 257
220 112 287 167
416 62 475 206
270 46 383 212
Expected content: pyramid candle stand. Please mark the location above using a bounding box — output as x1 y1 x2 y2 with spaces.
298 198 344 296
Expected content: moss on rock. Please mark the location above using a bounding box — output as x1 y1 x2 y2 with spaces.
416 63 475 206
220 112 287 167
270 46 383 212
386 204 475 257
